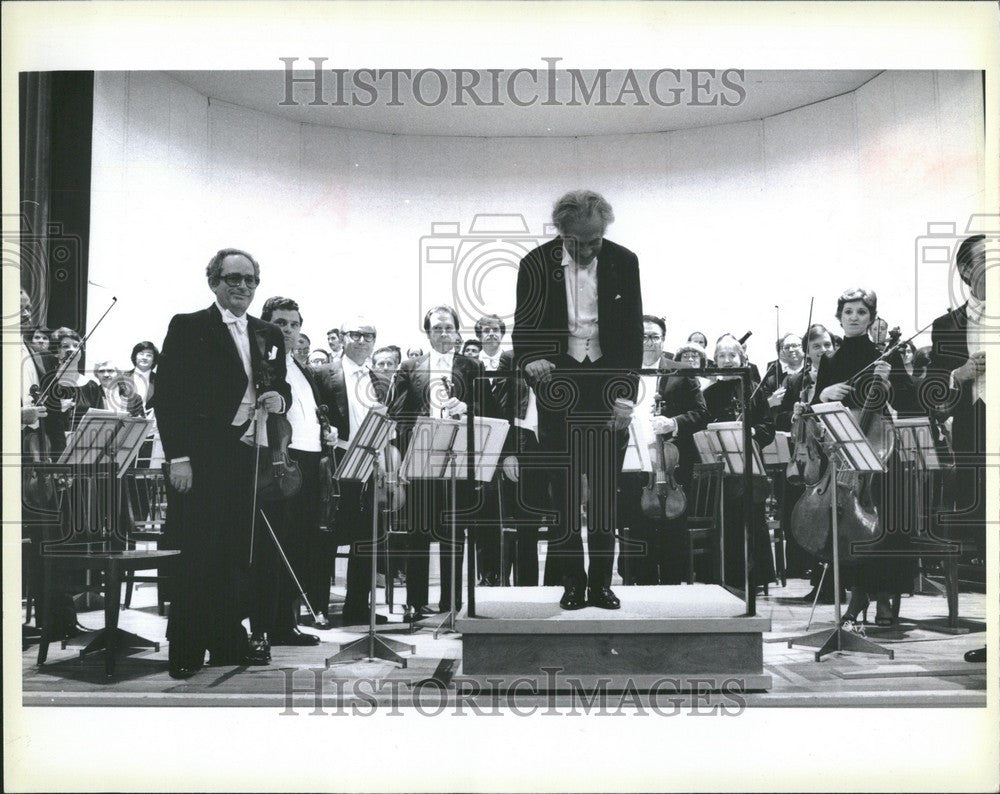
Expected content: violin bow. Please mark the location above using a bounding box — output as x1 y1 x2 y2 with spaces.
32 296 118 406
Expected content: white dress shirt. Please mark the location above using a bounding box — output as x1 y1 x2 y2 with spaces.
964 297 986 405
340 355 379 446
285 356 322 452
479 349 502 371
561 244 602 363
132 370 150 408
218 300 257 426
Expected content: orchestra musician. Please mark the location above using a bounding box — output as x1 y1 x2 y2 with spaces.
387 305 506 622
156 248 291 679
618 316 708 585
810 287 920 627
312 316 393 627
763 333 806 409
246 296 327 659
924 235 987 663
512 190 643 611
702 334 777 591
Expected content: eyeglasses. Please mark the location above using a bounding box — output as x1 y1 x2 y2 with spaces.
781 343 803 352
218 273 259 288
345 331 376 342
643 334 663 342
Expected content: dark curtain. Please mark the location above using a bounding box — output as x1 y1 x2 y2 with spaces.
18 71 93 339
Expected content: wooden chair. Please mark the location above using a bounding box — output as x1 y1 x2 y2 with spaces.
122 468 170 615
686 463 724 584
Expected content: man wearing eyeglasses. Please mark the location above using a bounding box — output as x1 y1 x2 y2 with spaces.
763 333 806 409
75 359 145 425
155 248 291 679
312 316 393 626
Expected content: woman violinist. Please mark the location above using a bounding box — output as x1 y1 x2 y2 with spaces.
810 288 921 626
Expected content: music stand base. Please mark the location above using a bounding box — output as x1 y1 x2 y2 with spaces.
72 628 160 657
431 610 459 639
788 626 894 662
326 633 415 668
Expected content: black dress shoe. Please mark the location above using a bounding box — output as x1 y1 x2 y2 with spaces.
964 647 986 663
587 587 621 610
168 662 200 680
270 629 320 646
560 585 586 610
403 605 434 623
310 613 333 631
245 633 272 664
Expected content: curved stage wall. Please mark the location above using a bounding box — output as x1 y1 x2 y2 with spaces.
88 71 984 365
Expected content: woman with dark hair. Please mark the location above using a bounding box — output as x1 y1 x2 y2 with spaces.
676 341 711 391
129 340 159 414
810 287 920 627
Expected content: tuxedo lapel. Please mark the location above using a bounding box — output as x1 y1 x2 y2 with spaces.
208 303 244 378
547 240 568 332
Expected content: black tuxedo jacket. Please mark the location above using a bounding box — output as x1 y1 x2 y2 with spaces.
154 303 291 461
655 365 709 485
387 351 504 457
311 359 391 444
511 236 643 400
927 303 984 458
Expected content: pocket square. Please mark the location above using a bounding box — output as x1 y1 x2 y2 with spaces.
268 345 278 360
614 294 622 300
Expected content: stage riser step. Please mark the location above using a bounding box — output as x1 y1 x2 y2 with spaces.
463 632 763 676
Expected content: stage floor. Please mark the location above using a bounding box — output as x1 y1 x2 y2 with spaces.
19 575 987 708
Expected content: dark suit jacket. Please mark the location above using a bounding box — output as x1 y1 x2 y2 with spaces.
927 304 984 457
76 379 145 425
511 236 643 400
311 359 391 444
154 303 291 461
655 366 709 485
387 351 504 458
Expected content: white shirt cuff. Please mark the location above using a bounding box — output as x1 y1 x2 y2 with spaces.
170 456 190 464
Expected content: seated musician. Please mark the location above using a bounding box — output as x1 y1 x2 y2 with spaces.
76 359 145 423
676 341 711 392
618 316 708 584
809 288 920 627
702 334 777 590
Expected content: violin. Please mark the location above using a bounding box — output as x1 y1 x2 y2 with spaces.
642 395 686 520
255 411 303 501
786 369 826 487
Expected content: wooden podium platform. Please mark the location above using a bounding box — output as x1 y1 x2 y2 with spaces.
456 585 772 692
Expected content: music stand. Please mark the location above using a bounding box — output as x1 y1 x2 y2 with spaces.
401 415 508 637
45 410 166 666
699 422 766 598
787 403 894 661
326 406 415 667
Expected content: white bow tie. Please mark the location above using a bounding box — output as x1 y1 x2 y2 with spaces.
221 309 247 333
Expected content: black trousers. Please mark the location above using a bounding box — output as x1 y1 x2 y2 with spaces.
165 428 256 666
536 357 629 591
250 449 321 635
336 478 379 621
403 478 470 610
475 479 502 583
499 430 553 587
617 473 689 585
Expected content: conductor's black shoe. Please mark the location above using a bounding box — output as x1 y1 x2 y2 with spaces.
270 629 320 646
245 633 272 664
559 585 586 610
403 606 433 623
168 661 200 680
310 613 333 631
964 647 986 663
587 587 621 610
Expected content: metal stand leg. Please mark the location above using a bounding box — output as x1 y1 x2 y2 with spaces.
327 452 414 667
788 461 894 661
432 456 460 638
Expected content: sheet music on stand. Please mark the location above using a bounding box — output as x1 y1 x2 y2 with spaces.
334 405 396 482
622 413 655 473
761 431 792 466
400 416 509 482
57 409 152 475
810 402 885 473
703 421 766 476
892 416 942 470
